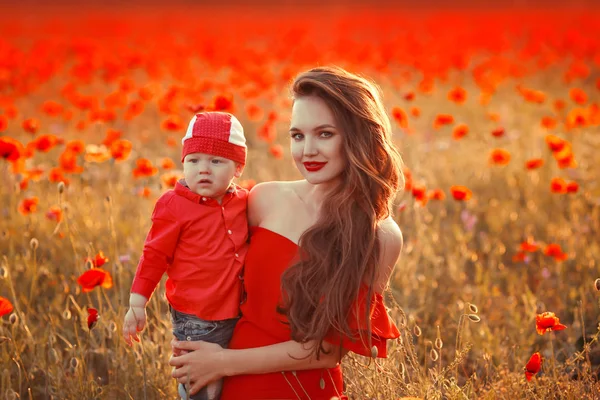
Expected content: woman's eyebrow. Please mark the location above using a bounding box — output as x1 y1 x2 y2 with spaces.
289 124 336 132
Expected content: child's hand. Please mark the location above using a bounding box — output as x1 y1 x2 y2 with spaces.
123 306 146 346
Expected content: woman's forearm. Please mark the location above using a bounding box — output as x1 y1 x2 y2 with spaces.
221 340 342 376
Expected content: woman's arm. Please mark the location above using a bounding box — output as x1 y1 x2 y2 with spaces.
169 339 344 394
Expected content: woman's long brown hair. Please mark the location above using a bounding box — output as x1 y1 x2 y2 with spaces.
279 66 404 359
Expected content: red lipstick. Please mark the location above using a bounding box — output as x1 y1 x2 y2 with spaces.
303 162 327 172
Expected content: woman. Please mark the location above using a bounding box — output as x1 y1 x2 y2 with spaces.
169 66 404 399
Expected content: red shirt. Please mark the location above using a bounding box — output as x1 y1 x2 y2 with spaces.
131 180 248 320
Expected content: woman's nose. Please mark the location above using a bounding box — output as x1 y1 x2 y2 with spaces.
303 138 318 156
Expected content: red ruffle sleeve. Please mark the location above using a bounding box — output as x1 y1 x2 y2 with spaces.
324 284 400 358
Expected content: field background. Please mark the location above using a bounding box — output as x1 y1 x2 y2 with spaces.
1 2 600 399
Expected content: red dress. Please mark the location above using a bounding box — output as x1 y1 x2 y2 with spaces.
220 226 400 400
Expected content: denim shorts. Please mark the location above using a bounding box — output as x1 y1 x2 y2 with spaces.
170 307 239 400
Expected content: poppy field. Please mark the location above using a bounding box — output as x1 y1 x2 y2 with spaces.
1 3 600 399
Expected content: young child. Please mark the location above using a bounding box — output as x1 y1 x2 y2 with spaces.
123 112 249 400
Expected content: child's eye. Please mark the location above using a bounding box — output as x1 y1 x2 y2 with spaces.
188 158 198 163
211 159 222 164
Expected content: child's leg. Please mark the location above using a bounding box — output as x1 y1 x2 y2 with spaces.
170 308 239 400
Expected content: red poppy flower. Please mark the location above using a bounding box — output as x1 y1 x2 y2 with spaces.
410 107 421 118
22 118 40 134
48 167 70 186
566 181 579 193
536 311 567 335
160 172 182 188
46 205 63 222
133 158 158 178
161 115 185 131
110 139 133 162
525 158 544 170
238 179 256 191
87 307 99 330
257 122 277 143
525 352 542 381
403 92 415 101
450 186 472 201
31 134 64 152
269 144 284 159
85 251 109 268
391 107 408 128
41 100 64 116
102 129 122 147
540 116 557 129
58 150 84 174
212 94 234 112
491 127 505 138
411 184 427 201
428 189 445 201
452 124 469 140
0 296 13 317
0 136 24 161
433 114 454 129
18 197 39 215
0 115 7 132
520 239 539 253
245 103 264 122
447 87 467 104
543 243 568 261
490 149 511 165
550 177 567 194
77 268 113 292
160 157 176 170
569 87 588 105
125 100 145 121
545 135 566 153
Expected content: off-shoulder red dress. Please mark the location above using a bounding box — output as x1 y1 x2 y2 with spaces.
220 226 400 400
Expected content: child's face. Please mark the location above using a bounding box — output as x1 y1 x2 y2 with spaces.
183 152 243 202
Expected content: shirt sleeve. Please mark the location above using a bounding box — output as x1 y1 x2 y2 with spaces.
131 195 181 299
323 284 400 358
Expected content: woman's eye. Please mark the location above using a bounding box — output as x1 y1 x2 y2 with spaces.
291 133 303 140
321 131 333 138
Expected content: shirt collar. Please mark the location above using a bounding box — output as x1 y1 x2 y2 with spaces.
174 179 239 205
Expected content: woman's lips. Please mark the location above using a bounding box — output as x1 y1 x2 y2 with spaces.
303 162 327 172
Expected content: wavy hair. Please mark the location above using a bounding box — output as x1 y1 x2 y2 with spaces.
279 66 404 359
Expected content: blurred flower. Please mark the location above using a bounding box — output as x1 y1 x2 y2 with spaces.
0 296 13 317
85 251 109 268
1 136 24 161
238 179 256 191
545 134 567 153
447 87 467 104
450 185 472 201
77 268 113 292
87 308 99 330
460 209 478 232
550 177 568 194
133 158 158 178
490 148 511 165
452 124 468 140
160 157 176 170
110 139 133 162
45 205 62 222
525 158 544 170
433 113 454 129
543 243 568 261
569 87 587 105
22 118 40 134
18 197 39 215
540 116 557 129
269 144 284 159
536 311 567 335
391 107 408 129
525 352 542 381
491 127 505 138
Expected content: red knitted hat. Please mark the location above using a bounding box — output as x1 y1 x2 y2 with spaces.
181 112 247 165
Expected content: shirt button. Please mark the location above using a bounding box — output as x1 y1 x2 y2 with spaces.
186 336 192 341
235 253 239 257
202 197 207 201
222 207 225 211
228 230 232 235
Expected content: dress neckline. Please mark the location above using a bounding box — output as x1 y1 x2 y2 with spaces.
250 226 299 247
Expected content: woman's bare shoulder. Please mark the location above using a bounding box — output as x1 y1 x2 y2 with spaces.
373 217 403 292
247 180 304 225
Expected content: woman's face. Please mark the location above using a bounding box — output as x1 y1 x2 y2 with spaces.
289 95 346 185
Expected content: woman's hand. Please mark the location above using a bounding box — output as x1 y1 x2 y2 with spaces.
169 340 226 395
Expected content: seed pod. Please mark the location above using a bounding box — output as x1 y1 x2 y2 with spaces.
0 266 7 279
469 303 479 314
413 325 422 337
69 357 79 369
48 348 60 365
9 313 18 325
594 278 600 292
435 337 443 350
468 314 481 323
430 349 439 361
62 309 72 320
371 345 378 358
30 238 39 250
5 389 17 400
58 182 65 194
